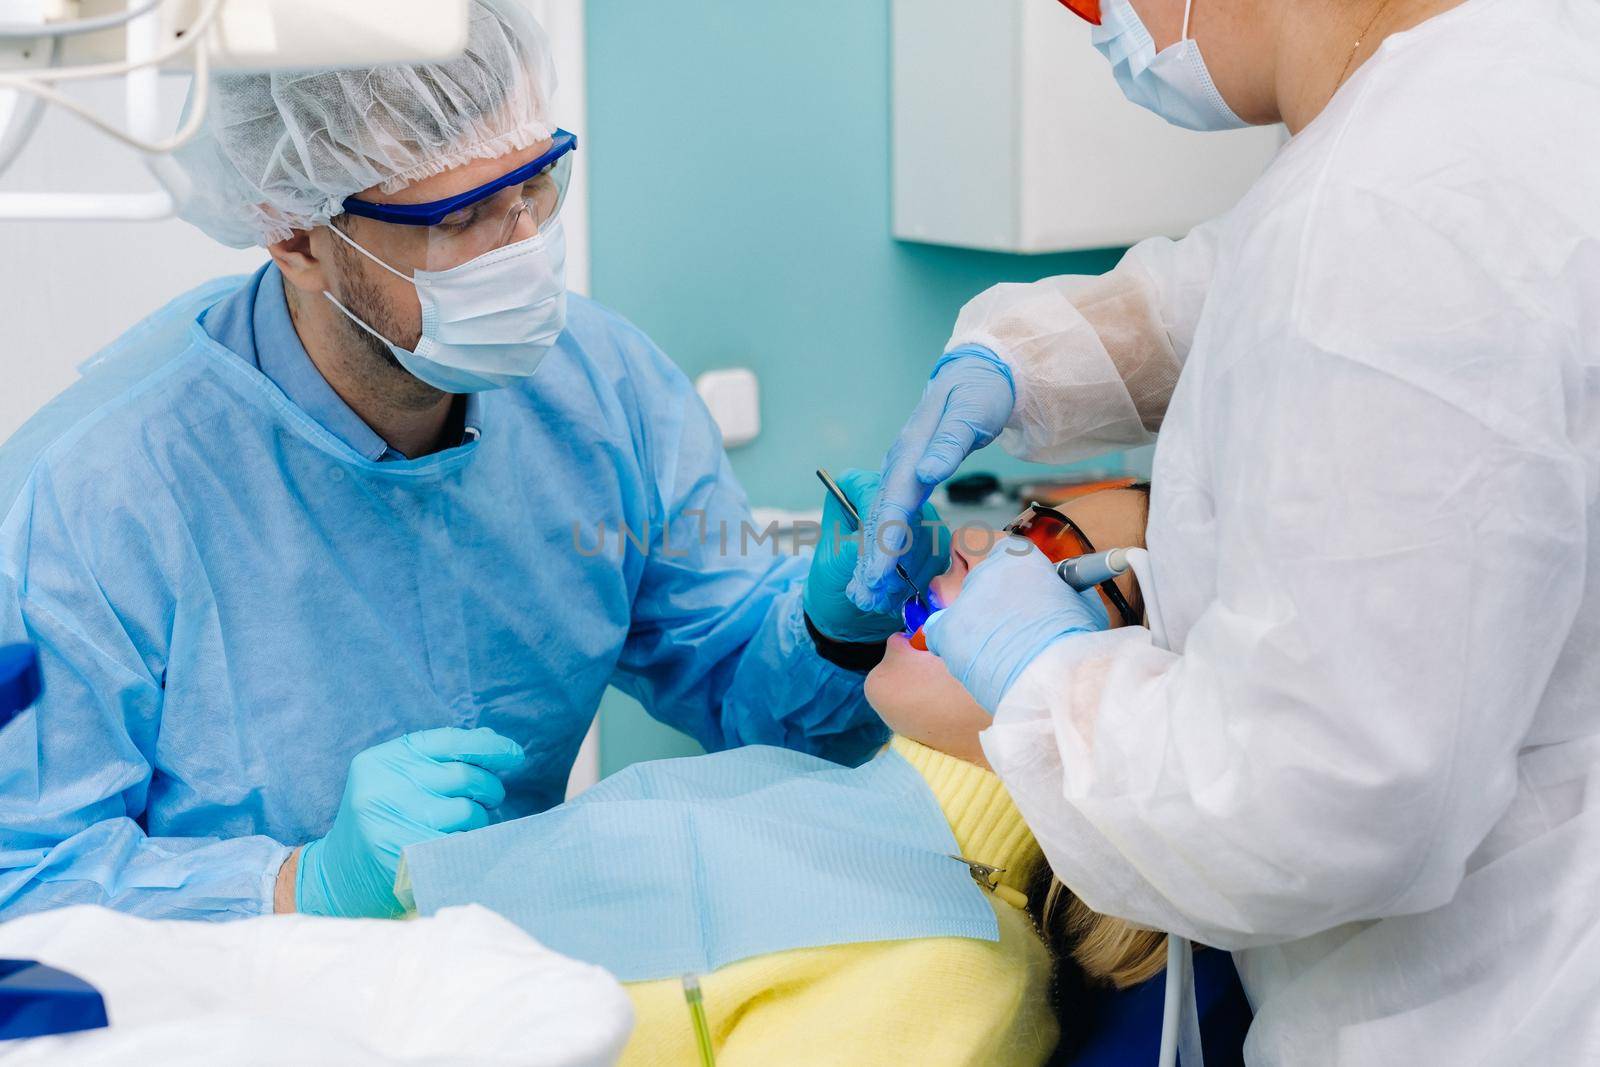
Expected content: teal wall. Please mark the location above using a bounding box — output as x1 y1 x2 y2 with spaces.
585 0 1135 773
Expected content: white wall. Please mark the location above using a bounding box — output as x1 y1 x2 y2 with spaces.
0 77 265 440
0 0 591 443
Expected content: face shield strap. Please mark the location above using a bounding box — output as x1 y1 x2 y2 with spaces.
339 130 578 228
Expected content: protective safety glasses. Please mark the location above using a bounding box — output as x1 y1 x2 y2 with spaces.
1054 0 1103 26
341 130 578 272
1006 503 1135 625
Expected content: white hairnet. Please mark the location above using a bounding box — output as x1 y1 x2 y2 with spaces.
174 0 558 248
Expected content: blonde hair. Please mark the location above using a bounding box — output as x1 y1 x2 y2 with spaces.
1030 483 1168 989
1038 877 1169 990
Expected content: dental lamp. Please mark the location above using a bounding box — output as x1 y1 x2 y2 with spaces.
0 0 472 221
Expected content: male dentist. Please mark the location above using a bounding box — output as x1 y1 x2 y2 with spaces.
0 1 939 921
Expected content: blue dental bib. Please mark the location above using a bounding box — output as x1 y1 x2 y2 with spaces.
401 746 998 981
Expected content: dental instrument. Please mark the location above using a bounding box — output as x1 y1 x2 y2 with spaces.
1055 548 1132 591
815 468 929 606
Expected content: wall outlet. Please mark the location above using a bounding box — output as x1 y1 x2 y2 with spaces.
695 368 761 449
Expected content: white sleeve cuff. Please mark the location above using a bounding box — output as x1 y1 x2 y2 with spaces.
993 626 1153 794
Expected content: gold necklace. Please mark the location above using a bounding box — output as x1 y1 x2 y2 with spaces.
1336 0 1395 91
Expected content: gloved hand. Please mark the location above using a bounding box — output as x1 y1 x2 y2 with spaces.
296 727 526 918
923 538 1110 714
805 468 947 644
849 347 1014 613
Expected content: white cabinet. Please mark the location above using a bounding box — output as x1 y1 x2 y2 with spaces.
892 0 1284 253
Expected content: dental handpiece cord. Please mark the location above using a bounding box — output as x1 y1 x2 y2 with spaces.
815 468 927 603
1056 548 1132 591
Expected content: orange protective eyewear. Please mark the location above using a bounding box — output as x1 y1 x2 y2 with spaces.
1054 0 1103 26
1006 503 1136 627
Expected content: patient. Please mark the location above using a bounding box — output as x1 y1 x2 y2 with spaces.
412 486 1157 1067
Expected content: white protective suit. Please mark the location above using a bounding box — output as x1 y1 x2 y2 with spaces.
964 0 1600 1062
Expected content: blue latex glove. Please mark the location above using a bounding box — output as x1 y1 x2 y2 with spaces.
804 468 948 644
296 727 526 918
849 347 1015 613
922 538 1110 714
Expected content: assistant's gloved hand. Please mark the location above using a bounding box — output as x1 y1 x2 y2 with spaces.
805 468 947 645
923 538 1110 714
849 347 1015 613
296 727 526 918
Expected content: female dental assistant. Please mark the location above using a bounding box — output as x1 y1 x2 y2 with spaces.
854 0 1600 1062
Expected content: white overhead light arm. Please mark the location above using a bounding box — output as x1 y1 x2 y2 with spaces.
0 36 50 177
0 0 471 223
0 0 200 220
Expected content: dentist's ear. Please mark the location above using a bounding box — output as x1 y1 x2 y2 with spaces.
268 225 338 297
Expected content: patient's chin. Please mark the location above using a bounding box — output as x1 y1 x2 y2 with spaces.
865 636 911 725
863 658 892 721
866 633 956 737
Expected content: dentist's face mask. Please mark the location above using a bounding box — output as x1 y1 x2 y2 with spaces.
323 132 578 395
1091 0 1249 132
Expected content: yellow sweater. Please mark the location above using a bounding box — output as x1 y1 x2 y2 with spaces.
618 737 1057 1067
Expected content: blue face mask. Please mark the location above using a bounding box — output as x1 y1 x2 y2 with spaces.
1091 0 1250 132
324 220 568 395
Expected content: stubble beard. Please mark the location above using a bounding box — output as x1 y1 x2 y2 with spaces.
326 232 448 413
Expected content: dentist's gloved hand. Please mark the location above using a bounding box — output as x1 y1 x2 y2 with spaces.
805 468 947 645
849 347 1014 613
296 727 526 918
923 538 1110 714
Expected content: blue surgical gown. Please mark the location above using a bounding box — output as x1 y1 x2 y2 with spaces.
0 271 882 921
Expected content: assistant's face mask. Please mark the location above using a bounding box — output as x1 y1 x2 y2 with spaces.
1092 0 1249 132
324 220 568 395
